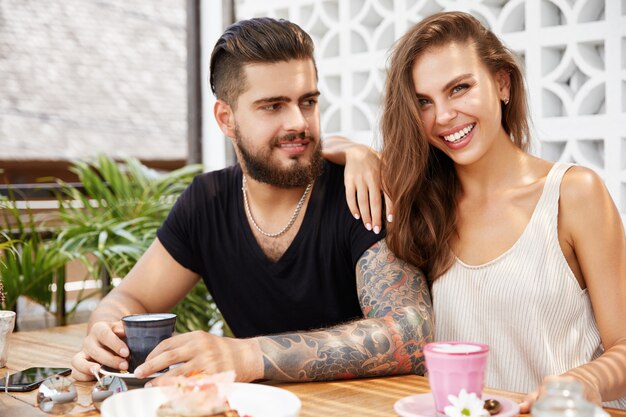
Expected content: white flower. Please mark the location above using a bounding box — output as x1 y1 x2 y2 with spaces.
444 389 490 417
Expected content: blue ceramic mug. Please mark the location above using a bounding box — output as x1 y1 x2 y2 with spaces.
121 313 176 373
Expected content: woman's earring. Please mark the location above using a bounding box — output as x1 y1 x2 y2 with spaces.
503 97 509 105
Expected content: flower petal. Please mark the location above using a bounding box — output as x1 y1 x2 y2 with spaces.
448 393 462 408
443 388 490 417
444 405 462 417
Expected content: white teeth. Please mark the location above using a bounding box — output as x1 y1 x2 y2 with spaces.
443 124 474 142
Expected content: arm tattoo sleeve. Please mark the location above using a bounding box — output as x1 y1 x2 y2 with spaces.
259 241 434 381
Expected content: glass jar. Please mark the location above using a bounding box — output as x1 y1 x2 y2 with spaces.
531 379 596 417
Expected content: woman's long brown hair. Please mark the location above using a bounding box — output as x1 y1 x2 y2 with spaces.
381 12 530 282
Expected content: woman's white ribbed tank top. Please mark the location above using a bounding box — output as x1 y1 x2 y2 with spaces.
432 163 626 409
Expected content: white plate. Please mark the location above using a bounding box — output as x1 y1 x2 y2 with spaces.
99 365 166 386
100 382 301 417
394 392 610 417
394 393 519 417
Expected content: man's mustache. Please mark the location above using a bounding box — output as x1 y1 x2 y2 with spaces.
272 132 316 144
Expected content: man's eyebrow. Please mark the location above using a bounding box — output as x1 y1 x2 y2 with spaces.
252 96 290 105
252 91 320 106
301 91 321 100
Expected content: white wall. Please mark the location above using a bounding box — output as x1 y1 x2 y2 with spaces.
201 0 232 172
206 0 626 219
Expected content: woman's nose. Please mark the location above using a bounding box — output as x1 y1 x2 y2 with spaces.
435 101 457 125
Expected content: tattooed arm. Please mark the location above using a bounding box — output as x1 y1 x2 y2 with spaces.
142 240 433 384
259 240 433 381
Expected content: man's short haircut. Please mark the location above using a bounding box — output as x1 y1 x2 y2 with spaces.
209 17 317 107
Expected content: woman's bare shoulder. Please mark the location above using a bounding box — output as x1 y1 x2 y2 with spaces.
558 164 622 240
560 165 608 206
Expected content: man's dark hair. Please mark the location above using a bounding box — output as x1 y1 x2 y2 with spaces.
209 17 317 106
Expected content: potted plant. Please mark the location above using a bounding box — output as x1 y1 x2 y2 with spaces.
0 198 68 329
56 156 227 333
1 156 228 334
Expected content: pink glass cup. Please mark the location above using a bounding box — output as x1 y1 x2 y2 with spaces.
423 341 489 414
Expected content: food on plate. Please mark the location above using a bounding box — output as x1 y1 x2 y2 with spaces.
483 398 502 415
156 370 242 417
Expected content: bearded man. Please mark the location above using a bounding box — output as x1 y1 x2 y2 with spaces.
72 17 433 383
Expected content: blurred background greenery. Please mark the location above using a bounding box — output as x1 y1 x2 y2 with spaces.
0 156 228 335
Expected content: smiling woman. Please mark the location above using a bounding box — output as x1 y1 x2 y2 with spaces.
411 41 509 163
380 11 626 412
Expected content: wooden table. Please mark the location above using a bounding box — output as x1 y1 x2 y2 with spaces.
2 324 625 417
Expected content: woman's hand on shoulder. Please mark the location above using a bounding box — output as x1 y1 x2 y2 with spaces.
322 135 393 233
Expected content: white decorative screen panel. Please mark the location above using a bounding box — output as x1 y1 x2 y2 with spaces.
235 0 626 219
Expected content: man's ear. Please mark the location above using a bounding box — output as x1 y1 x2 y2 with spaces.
214 99 236 138
495 69 511 101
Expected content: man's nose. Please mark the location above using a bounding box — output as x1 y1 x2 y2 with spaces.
283 105 309 132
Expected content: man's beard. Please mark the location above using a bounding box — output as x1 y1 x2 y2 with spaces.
235 127 324 188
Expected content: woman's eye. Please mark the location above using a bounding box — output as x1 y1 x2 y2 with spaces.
452 84 469 94
418 98 431 108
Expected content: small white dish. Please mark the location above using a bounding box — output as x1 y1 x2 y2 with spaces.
99 365 165 386
394 393 519 417
100 383 301 417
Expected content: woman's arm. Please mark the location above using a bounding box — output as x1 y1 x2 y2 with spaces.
520 166 626 411
322 135 393 233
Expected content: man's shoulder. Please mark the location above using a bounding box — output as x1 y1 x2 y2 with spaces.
322 160 344 176
189 164 242 196
195 164 242 182
306 161 345 215
318 160 345 187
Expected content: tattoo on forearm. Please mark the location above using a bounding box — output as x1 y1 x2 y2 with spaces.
260 241 433 381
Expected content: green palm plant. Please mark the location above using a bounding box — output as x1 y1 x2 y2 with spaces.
56 156 225 333
0 198 68 316
57 156 197 279
0 236 67 313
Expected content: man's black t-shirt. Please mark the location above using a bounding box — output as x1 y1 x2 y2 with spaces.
157 161 384 338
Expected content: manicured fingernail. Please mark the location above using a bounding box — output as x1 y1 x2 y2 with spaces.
144 382 152 388
365 223 372 231
353 213 360 220
387 214 393 223
120 347 129 356
134 367 143 377
373 226 380 234
119 361 128 371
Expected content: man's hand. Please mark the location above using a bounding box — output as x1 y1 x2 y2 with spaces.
71 321 129 381
135 331 263 385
